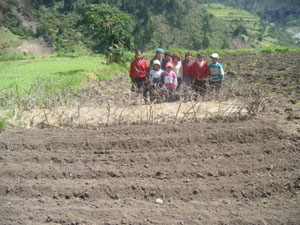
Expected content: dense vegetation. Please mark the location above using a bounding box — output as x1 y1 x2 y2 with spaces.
0 0 299 58
203 0 300 25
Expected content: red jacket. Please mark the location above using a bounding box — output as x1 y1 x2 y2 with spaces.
182 60 194 78
129 58 149 78
191 60 209 80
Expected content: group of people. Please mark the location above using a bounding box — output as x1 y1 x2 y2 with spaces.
129 48 224 103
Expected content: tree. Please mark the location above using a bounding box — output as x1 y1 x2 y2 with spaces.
232 24 248 37
84 4 133 63
201 14 212 49
63 0 73 12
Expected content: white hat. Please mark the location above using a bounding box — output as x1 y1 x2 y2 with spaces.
210 53 219 60
153 59 161 66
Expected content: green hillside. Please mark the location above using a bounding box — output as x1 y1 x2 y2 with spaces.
202 3 280 48
0 0 298 56
202 0 300 44
202 0 300 23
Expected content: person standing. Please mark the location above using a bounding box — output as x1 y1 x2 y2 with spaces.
191 53 209 98
172 53 182 88
172 53 182 101
162 51 173 70
161 62 177 102
150 48 166 71
208 53 224 93
129 50 149 103
149 60 164 103
182 52 194 101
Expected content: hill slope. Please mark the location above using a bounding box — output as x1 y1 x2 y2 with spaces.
203 0 300 44
0 0 298 55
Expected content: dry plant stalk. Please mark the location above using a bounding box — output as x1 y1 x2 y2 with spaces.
0 72 279 128
174 102 182 123
42 108 50 126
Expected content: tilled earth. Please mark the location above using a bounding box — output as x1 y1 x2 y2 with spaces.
0 51 300 225
0 119 299 225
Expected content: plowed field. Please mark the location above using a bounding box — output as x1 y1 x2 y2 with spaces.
0 51 300 224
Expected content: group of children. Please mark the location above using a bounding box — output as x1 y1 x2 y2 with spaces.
129 48 224 103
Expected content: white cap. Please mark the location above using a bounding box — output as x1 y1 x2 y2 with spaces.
210 53 219 60
153 59 161 66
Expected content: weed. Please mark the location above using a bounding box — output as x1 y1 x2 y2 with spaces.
260 197 267 204
0 117 8 132
267 92 277 97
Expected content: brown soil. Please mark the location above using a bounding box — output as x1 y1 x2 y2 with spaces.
0 51 300 225
0 118 299 225
16 38 54 56
0 38 54 56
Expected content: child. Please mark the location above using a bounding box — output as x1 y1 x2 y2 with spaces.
191 53 209 98
172 53 182 101
150 48 166 71
149 60 164 103
182 52 194 101
208 53 224 93
129 50 149 102
161 62 177 102
172 53 182 88
161 51 173 70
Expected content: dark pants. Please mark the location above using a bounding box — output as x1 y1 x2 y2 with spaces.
131 77 149 100
176 77 182 89
164 88 176 102
209 80 222 92
193 79 207 97
149 83 162 103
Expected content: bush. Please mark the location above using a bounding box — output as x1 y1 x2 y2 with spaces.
54 52 79 58
261 47 274 53
274 46 292 51
0 55 35 61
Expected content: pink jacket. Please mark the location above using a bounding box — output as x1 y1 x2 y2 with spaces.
162 71 177 90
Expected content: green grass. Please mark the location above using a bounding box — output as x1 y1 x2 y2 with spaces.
203 3 259 23
0 53 131 124
0 53 129 121
0 26 22 56
0 116 8 132
0 55 115 94
0 55 36 61
94 62 130 80
0 26 20 44
260 46 300 53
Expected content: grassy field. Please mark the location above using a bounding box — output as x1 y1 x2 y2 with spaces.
203 3 259 23
0 53 130 128
0 54 129 95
